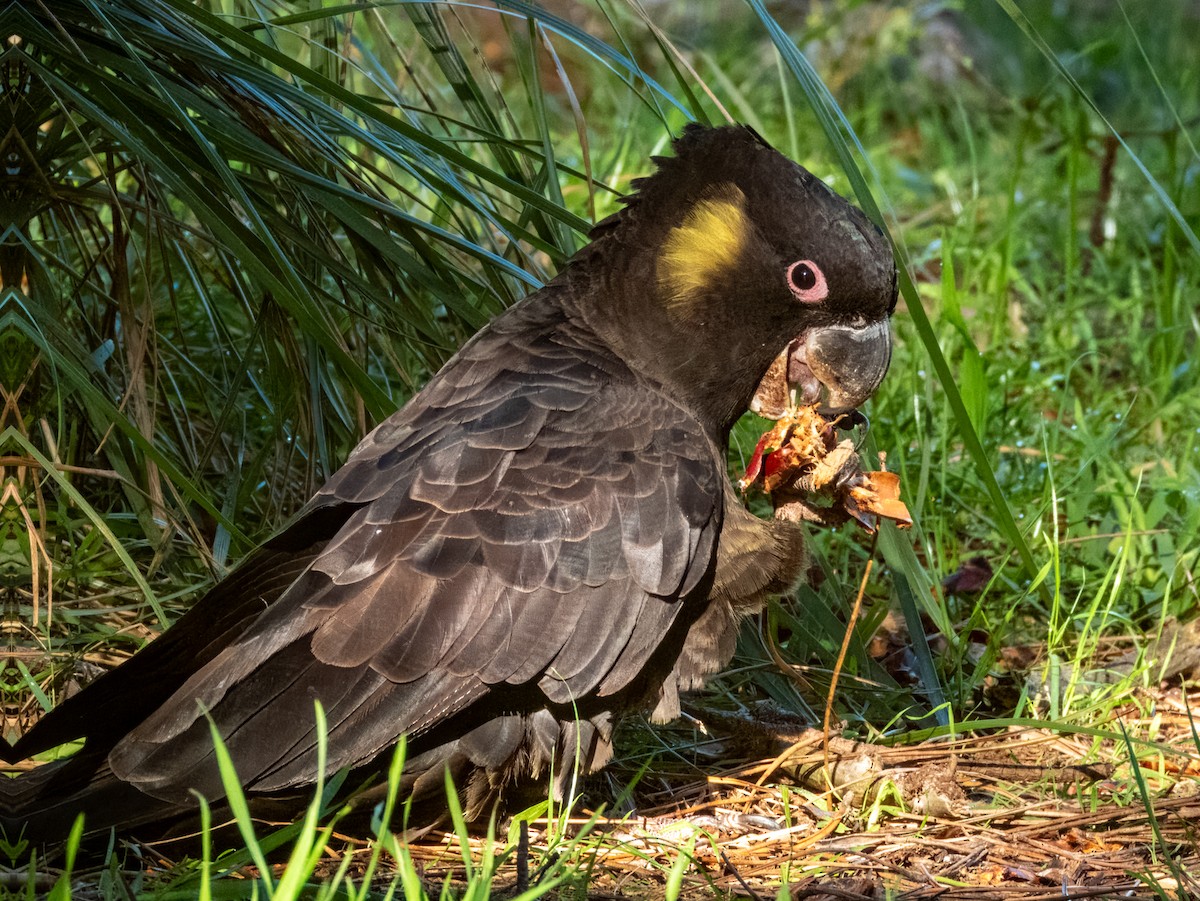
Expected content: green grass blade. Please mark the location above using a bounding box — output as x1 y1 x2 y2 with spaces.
995 0 1200 258
748 0 1044 595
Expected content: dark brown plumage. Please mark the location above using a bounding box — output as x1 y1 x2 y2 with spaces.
2 124 897 843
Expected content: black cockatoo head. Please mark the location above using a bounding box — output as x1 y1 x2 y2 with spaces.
570 124 897 434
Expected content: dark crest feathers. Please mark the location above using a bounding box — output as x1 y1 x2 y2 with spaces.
583 124 775 248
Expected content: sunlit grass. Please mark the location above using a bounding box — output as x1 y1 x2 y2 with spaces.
7 0 1199 894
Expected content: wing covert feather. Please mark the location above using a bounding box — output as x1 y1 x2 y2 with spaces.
112 318 725 797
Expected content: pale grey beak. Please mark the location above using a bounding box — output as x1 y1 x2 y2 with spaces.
804 319 892 414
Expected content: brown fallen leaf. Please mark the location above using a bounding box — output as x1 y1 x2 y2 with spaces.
942 555 993 594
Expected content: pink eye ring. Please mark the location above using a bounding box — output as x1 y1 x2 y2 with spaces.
786 260 828 303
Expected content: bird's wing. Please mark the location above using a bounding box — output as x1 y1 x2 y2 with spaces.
109 337 724 802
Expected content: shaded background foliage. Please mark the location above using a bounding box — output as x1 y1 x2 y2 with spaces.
1 0 1197 759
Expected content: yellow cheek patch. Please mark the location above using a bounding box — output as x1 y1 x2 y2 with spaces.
659 186 749 305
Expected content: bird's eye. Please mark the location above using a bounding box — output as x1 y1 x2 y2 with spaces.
786 260 828 303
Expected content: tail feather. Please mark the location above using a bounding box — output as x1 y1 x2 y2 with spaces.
13 533 333 763
0 754 191 846
3 706 616 848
